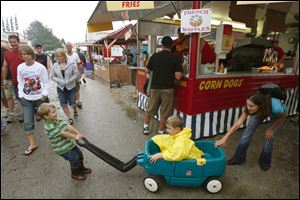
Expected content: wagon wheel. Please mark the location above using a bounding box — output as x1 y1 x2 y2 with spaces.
203 177 222 193
143 176 160 192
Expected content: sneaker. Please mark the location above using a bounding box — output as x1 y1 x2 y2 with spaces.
260 163 271 171
143 126 150 135
68 119 74 125
158 130 168 134
290 115 299 123
74 112 79 119
7 113 14 123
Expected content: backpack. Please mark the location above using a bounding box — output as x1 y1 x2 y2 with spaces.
258 83 287 102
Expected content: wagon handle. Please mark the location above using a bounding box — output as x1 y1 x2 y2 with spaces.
76 137 87 146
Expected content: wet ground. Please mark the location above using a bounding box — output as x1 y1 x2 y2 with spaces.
1 77 299 199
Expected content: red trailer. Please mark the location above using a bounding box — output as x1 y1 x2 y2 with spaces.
135 1 299 139
87 1 299 139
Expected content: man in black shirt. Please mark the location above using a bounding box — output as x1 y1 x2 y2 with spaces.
143 36 183 134
35 43 51 76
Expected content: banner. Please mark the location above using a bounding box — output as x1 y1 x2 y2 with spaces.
237 1 292 5
106 1 154 11
181 9 211 33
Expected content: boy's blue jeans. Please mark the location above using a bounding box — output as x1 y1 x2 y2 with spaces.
61 146 83 168
231 114 284 166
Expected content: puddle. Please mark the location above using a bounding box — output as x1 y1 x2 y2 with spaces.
111 85 159 132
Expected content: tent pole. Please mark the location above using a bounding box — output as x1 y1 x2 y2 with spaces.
136 20 140 67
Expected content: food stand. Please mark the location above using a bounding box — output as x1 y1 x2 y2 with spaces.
88 1 299 139
93 24 143 87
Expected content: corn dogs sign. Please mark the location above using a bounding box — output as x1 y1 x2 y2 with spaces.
199 78 244 90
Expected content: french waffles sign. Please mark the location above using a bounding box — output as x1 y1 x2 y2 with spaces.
181 9 211 33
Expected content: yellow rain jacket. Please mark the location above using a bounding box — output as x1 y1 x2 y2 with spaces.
152 128 206 165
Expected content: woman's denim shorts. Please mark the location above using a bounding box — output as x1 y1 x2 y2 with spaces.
19 98 46 134
57 87 76 108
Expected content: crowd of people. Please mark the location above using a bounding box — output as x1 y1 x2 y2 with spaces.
1 35 91 180
0 33 293 183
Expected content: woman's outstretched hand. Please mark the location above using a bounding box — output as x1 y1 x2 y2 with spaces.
214 138 226 148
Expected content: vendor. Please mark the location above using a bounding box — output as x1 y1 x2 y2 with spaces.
120 50 127 65
200 38 216 65
173 28 216 65
173 28 190 64
126 49 134 65
271 40 285 71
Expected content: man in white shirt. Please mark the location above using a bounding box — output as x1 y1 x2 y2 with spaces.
66 42 83 109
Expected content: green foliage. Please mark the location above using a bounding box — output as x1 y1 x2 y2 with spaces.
27 20 62 51
60 38 66 46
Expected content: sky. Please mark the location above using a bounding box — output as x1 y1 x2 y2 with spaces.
1 1 134 43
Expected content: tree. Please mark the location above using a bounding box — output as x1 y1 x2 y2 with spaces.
5 18 10 32
60 38 66 46
10 16 14 32
14 16 18 31
26 20 62 51
1 17 5 32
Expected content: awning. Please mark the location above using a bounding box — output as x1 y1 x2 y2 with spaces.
229 1 296 33
87 1 194 32
95 23 147 44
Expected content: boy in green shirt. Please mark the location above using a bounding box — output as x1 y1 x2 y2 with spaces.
37 103 91 180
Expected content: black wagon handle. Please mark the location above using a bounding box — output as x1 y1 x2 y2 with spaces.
76 137 137 172
75 137 88 147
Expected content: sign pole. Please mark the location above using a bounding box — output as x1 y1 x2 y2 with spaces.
189 1 201 80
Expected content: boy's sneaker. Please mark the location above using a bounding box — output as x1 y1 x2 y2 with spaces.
143 126 150 135
158 130 168 134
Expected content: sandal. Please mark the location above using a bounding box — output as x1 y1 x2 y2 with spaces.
77 102 83 109
74 112 79 119
68 119 74 125
24 146 38 156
